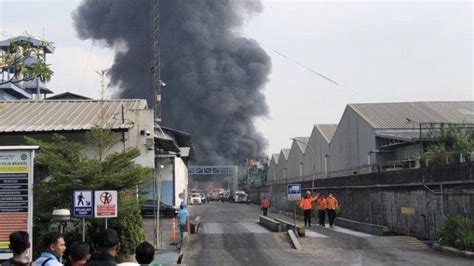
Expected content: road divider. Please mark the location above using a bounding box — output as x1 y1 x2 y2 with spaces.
190 216 201 234
274 218 305 237
335 217 387 236
258 215 281 232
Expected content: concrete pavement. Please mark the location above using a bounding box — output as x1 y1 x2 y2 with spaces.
181 202 473 265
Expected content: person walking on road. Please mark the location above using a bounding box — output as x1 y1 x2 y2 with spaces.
33 232 66 266
326 193 339 228
299 190 320 227
261 197 270 216
2 231 30 266
316 195 327 227
177 204 189 245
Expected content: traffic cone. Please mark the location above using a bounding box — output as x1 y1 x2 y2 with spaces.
170 217 178 246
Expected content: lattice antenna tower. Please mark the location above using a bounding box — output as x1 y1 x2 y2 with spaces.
150 0 161 124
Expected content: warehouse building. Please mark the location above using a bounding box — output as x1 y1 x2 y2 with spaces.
268 101 474 181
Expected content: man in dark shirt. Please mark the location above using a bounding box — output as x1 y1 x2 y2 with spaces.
86 229 120 266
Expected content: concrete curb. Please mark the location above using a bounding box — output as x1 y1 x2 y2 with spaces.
335 217 387 236
288 230 302 251
176 232 190 264
190 216 201 234
274 218 305 237
259 215 281 232
432 243 474 258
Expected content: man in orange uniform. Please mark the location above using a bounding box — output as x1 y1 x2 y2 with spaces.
261 197 270 216
316 195 327 227
299 191 320 227
326 193 339 228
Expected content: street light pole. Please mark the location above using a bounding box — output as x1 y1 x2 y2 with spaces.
290 138 316 193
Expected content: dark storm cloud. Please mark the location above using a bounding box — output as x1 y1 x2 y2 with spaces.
73 0 271 164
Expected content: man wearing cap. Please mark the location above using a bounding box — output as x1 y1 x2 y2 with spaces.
86 229 120 266
299 190 320 227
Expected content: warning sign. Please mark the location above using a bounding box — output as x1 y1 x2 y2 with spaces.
94 190 117 218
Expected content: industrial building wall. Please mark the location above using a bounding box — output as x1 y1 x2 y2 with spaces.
304 127 331 176
276 151 289 180
302 129 317 177
122 109 155 168
158 157 174 206
267 159 278 181
287 141 305 178
329 107 376 173
174 157 188 206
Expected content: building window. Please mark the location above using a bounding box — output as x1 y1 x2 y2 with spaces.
299 163 303 176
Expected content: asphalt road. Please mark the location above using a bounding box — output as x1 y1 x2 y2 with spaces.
183 202 473 266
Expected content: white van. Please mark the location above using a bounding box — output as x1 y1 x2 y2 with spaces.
190 193 202 205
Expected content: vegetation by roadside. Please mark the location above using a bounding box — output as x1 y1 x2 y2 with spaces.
438 216 474 252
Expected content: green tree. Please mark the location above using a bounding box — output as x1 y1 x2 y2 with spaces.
0 34 54 85
425 124 474 165
27 128 151 259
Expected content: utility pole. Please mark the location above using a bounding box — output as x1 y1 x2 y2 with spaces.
150 0 161 250
150 0 162 124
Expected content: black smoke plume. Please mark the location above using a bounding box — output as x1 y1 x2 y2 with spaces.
72 0 271 164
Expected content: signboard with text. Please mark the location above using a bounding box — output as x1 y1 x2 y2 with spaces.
94 190 117 218
73 190 93 217
0 147 37 261
287 184 301 201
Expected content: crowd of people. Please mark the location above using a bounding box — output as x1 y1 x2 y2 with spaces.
1 203 191 266
261 190 339 228
1 229 160 266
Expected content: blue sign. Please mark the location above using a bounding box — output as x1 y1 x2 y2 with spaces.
287 184 301 201
73 190 93 217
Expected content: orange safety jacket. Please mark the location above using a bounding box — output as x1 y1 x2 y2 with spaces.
316 198 326 211
299 195 319 210
326 196 338 210
261 199 270 209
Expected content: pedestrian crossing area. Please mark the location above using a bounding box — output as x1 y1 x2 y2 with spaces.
201 222 270 234
305 226 374 238
201 222 375 238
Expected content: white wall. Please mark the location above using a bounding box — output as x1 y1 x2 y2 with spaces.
276 150 289 180
174 157 188 207
329 107 376 173
287 141 305 178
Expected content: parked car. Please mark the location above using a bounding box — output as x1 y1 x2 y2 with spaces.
190 193 202 205
140 200 177 218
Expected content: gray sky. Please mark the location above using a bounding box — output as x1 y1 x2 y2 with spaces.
1 0 472 157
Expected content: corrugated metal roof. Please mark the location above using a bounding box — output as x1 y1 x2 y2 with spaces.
349 101 474 129
271 153 280 164
293 137 309 152
0 99 147 133
0 36 55 53
315 124 338 142
281 149 290 160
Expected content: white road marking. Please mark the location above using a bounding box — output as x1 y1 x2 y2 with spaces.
239 222 269 233
202 223 224 234
330 226 374 237
305 230 328 238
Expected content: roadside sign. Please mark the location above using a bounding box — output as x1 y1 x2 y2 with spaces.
73 190 93 217
401 207 415 215
0 146 37 261
287 184 301 201
94 190 117 218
